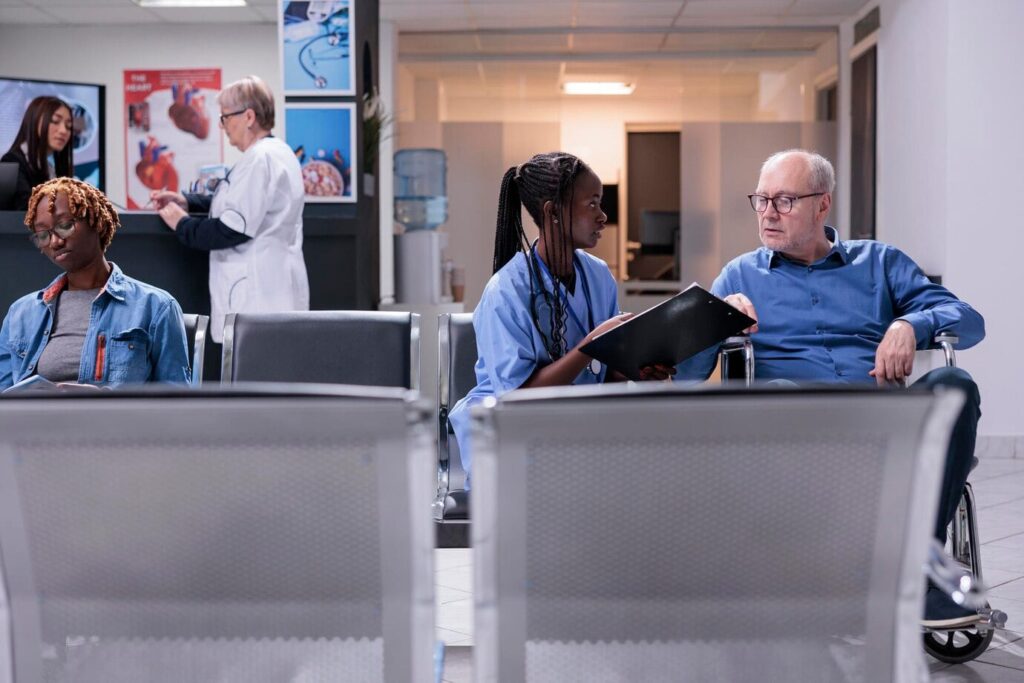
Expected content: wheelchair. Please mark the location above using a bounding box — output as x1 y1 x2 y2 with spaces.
721 333 1009 664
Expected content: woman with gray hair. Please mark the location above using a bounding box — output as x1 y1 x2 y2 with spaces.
150 75 308 343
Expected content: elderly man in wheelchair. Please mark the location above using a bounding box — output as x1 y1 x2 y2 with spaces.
676 149 1006 663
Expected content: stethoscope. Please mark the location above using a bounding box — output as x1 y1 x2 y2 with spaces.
530 243 601 377
299 31 350 89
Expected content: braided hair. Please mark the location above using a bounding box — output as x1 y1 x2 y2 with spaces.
492 151 589 360
25 177 120 251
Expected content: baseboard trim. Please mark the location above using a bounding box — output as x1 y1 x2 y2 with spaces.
977 435 1022 459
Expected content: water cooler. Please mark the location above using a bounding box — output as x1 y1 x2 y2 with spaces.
394 148 448 304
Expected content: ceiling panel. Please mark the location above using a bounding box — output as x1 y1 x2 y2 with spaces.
788 0 872 16
147 6 266 23
401 33 482 55
753 29 835 49
570 32 666 53
38 4 161 23
662 31 762 51
681 0 795 18
480 33 571 53
0 5 56 22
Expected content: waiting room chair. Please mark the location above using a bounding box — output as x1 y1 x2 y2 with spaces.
0 385 435 682
221 311 420 390
181 313 209 386
433 313 475 523
719 333 1008 664
471 382 964 682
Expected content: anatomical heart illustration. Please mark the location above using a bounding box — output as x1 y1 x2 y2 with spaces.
124 69 222 209
135 136 179 192
168 82 210 140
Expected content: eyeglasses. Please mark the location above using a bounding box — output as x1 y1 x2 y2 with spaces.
218 109 248 125
747 193 824 215
29 220 76 248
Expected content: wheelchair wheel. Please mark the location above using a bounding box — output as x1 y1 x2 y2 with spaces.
922 623 995 664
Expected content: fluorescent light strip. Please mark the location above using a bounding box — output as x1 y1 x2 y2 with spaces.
135 0 247 7
562 81 635 96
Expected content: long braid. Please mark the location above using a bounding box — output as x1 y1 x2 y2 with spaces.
490 152 590 360
492 167 527 274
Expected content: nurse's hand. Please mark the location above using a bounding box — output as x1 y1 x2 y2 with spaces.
157 202 188 230
638 363 676 381
583 312 634 344
149 190 187 211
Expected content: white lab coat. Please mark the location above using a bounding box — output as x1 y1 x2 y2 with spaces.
207 136 309 342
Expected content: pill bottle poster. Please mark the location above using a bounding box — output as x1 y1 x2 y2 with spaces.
284 102 356 203
279 0 355 96
124 69 222 209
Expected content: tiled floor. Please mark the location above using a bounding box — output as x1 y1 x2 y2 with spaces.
435 457 1024 682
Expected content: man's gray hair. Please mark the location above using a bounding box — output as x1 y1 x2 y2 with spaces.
762 149 836 194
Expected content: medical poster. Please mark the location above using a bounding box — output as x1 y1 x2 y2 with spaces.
284 102 356 203
279 0 355 96
123 68 222 209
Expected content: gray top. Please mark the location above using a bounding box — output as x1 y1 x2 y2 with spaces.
36 288 100 383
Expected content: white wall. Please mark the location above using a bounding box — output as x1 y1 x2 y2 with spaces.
680 122 838 287
0 23 279 207
440 94 758 185
397 121 560 309
878 0 1024 438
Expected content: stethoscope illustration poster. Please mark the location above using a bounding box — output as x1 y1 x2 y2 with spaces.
280 1 356 96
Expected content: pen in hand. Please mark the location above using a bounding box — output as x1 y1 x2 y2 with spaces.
143 186 168 210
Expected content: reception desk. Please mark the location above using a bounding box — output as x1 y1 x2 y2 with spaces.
1 207 378 381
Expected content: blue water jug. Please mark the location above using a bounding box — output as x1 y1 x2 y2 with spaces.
394 148 448 231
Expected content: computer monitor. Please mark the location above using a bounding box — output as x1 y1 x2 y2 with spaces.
639 209 679 255
0 76 105 191
0 161 17 210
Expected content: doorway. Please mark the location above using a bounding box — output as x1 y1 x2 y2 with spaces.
626 131 681 282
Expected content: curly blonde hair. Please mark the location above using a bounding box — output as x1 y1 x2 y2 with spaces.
25 178 120 251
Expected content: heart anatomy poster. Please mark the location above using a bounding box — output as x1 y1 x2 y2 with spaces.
124 68 222 209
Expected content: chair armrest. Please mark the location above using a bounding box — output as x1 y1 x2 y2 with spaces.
719 335 754 386
933 333 958 368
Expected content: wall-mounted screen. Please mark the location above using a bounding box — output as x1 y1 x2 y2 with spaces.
0 76 105 191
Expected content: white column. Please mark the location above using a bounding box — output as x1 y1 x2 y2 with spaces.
378 20 398 304
877 0 1024 439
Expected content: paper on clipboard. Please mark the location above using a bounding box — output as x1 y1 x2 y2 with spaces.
580 283 756 380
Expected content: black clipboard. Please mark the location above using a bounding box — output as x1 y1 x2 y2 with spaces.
580 283 756 380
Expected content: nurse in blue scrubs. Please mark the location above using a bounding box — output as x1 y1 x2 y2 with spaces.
448 152 671 485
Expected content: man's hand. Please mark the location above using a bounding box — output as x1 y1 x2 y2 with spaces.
723 293 759 333
870 320 917 386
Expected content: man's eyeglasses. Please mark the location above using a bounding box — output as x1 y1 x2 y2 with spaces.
219 109 248 125
747 193 824 215
29 220 76 248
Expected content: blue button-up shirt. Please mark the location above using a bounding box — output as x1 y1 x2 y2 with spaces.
677 227 985 383
0 263 190 388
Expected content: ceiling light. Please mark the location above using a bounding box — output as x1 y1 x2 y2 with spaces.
562 81 635 96
135 0 247 7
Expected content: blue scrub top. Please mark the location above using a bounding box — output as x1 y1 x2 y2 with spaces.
448 249 619 482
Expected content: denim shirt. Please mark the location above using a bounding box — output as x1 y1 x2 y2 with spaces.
0 263 190 388
676 226 986 384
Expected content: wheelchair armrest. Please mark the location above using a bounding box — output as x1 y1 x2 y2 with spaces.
718 335 754 386
721 335 752 353
933 333 958 368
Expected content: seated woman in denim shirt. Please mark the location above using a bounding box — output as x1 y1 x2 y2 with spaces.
0 177 190 389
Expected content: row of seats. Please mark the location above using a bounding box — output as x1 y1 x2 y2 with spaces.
0 383 963 681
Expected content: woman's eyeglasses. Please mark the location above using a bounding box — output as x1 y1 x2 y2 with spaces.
29 220 76 248
219 109 248 125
